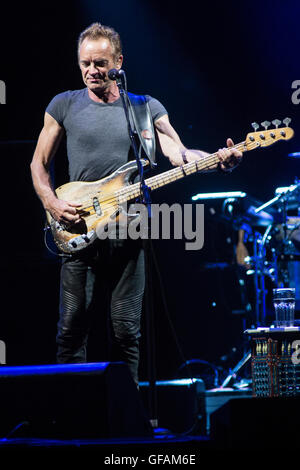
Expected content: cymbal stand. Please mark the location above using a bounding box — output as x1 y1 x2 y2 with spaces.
255 224 277 326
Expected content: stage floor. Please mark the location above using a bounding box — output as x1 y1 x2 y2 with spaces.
2 388 299 453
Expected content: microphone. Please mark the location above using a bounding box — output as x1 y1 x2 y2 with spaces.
108 68 125 80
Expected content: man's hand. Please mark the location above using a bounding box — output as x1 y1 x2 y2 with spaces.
46 196 82 226
217 138 243 172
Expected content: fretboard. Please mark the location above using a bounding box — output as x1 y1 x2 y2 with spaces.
117 141 247 203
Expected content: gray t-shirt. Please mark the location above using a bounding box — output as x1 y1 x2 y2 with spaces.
46 88 167 182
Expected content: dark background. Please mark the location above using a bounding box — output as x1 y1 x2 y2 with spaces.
0 0 299 385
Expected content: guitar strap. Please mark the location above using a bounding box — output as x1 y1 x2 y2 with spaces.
127 93 157 168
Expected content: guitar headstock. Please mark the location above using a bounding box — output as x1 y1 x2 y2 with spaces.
245 118 294 150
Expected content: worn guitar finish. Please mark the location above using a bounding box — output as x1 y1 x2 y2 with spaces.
46 124 294 253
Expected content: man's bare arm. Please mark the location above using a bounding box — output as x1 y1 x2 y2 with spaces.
154 114 242 170
30 112 80 224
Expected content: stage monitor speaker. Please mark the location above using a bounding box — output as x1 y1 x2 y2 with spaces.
139 378 206 435
210 396 300 449
0 362 152 439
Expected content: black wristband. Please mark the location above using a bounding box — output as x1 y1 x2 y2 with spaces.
182 150 188 164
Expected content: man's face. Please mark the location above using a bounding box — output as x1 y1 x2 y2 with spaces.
79 37 123 93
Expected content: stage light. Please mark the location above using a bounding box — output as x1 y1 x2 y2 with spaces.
191 191 246 201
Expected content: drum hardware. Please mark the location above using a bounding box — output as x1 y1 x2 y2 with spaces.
221 180 300 387
188 184 300 388
194 192 277 388
244 182 300 325
250 226 278 326
219 222 280 388
222 196 274 229
220 181 300 387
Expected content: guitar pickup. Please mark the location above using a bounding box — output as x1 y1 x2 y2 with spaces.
93 197 102 216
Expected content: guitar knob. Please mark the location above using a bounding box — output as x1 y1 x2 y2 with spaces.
272 119 281 128
261 121 271 130
283 117 291 127
251 122 259 132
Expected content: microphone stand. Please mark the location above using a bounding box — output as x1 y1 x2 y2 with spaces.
115 73 158 429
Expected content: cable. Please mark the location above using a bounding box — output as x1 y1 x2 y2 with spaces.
43 224 72 258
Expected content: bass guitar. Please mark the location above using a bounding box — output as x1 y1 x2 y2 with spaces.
46 121 294 254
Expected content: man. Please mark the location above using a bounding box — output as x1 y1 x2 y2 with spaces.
30 23 242 385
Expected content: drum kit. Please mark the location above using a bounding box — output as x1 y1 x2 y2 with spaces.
187 152 300 388
234 175 300 327
207 170 300 388
193 166 300 328
220 167 300 387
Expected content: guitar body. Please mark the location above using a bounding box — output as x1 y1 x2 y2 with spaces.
46 160 148 254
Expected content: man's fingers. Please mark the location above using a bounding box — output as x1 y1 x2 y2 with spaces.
59 201 81 223
231 147 243 158
227 138 243 158
68 201 82 208
65 206 79 216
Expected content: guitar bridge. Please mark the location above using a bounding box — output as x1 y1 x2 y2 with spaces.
67 230 97 250
93 197 102 216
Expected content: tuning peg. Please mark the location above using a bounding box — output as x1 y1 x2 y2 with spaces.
272 119 281 128
261 120 271 130
251 122 259 132
283 117 291 127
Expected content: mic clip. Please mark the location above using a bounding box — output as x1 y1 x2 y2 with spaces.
108 68 125 81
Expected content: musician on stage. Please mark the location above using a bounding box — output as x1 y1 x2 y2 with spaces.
30 22 242 385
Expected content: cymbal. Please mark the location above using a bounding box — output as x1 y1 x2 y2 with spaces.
246 205 274 226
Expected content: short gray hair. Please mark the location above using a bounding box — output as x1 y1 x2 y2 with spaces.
78 22 122 60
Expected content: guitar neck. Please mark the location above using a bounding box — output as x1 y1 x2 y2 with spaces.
117 141 247 203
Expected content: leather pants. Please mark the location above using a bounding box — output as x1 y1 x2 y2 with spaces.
56 239 145 385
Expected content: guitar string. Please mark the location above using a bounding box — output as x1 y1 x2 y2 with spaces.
74 137 272 216
72 127 292 214
76 153 221 216
76 142 245 214
109 133 289 204
73 134 287 216
77 134 283 216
